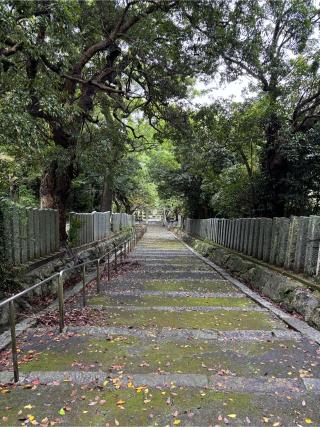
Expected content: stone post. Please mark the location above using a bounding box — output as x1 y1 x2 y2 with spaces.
45 209 52 255
257 218 266 260
2 204 13 264
243 218 249 252
11 207 21 265
238 219 245 252
252 218 261 258
19 207 28 264
270 218 280 265
262 218 273 263
276 218 290 266
247 218 255 256
234 219 240 251
284 216 299 270
304 216 320 276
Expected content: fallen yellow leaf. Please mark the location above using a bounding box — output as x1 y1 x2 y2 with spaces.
305 419 313 425
228 414 237 419
173 420 181 425
24 404 33 409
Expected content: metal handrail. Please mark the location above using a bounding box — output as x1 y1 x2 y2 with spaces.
1 226 145 382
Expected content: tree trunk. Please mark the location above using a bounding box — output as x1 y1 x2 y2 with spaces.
40 161 73 243
101 173 113 212
261 110 288 217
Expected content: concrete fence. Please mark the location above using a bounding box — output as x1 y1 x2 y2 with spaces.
0 203 59 266
183 216 320 277
70 211 135 246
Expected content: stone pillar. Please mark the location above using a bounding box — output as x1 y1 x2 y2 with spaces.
284 216 299 270
262 218 273 263
239 219 246 252
11 207 21 265
276 218 290 266
106 211 111 235
242 218 250 254
247 218 255 256
45 209 51 255
304 216 320 276
220 219 224 245
257 218 266 260
225 219 231 248
2 205 13 264
33 209 41 258
93 211 98 241
252 218 261 258
270 218 280 265
54 210 59 250
213 219 217 242
231 219 237 250
80 214 85 245
234 219 240 251
19 207 28 264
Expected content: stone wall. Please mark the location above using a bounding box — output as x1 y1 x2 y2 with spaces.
184 215 320 278
0 201 59 266
178 230 320 331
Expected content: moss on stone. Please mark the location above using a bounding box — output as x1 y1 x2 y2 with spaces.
88 294 256 308
99 307 285 331
20 335 139 373
143 279 238 293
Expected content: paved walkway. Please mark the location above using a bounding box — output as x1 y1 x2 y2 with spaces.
1 226 320 426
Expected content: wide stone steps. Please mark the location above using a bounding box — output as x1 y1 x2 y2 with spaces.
1 225 320 426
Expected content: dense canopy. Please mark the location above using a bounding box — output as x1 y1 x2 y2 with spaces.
1 0 320 237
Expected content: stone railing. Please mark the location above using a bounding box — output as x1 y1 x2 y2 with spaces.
183 216 320 277
0 202 59 266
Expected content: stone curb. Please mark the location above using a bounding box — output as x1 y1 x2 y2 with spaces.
0 370 315 394
103 290 245 298
90 304 267 312
64 325 301 341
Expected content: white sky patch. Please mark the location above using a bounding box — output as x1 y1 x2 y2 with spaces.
191 76 252 105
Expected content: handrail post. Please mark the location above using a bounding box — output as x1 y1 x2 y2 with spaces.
107 252 110 281
120 244 123 264
9 301 19 382
96 259 100 294
58 273 64 333
114 247 118 273
82 264 86 307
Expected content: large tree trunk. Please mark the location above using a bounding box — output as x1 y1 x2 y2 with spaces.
101 173 113 212
40 161 74 244
261 111 288 217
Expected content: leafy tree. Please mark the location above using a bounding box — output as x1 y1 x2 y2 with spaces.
189 0 320 216
0 0 199 240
